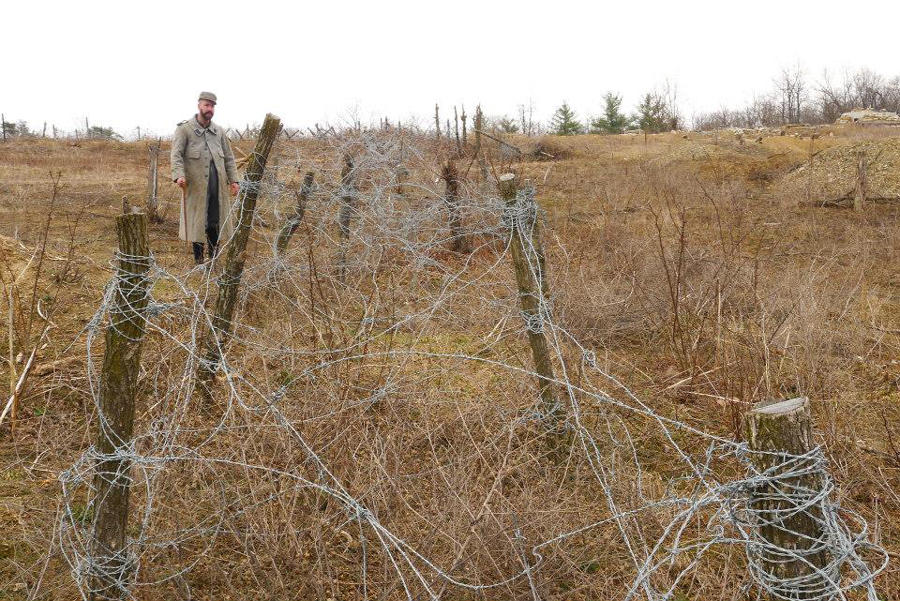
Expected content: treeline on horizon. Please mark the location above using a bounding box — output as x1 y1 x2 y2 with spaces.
542 65 900 136
3 66 899 141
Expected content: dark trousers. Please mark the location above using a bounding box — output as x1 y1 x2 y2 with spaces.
193 161 220 264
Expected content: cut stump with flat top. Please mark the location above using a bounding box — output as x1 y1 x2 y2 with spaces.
744 397 833 600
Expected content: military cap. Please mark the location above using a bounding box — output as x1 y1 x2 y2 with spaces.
198 91 217 104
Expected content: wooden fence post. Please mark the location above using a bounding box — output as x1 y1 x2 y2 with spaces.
442 161 468 253
474 106 488 180
498 173 566 456
744 397 832 600
854 150 866 212
198 113 281 393
454 105 461 157
461 105 467 148
337 153 356 282
90 209 151 601
275 170 314 256
146 140 161 223
1 114 6 141
434 103 441 140
395 126 407 197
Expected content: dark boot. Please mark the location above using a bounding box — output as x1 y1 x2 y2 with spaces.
192 242 204 265
206 225 219 261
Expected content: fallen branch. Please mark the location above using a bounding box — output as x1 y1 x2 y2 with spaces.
32 356 79 377
818 194 900 208
473 128 522 155
0 347 36 427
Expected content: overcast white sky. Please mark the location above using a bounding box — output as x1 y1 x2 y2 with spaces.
2 0 898 138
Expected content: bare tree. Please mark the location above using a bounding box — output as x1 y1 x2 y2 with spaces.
774 64 808 124
661 79 682 130
517 99 536 136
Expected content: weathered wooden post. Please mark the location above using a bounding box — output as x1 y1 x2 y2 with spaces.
498 174 566 456
337 153 357 282
275 170 314 256
442 161 468 253
854 149 867 212
453 105 462 157
1 114 6 141
198 113 281 392
474 105 488 180
90 208 151 601
744 397 832 600
434 103 441 140
338 153 356 240
461 105 467 147
146 140 161 223
395 126 407 197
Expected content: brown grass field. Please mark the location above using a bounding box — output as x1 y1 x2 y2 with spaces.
1 124 899 600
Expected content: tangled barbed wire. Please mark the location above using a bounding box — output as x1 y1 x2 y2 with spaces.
43 128 888 601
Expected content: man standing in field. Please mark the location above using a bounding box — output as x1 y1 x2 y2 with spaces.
171 92 240 265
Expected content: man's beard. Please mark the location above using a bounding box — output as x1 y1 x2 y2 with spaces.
201 111 213 120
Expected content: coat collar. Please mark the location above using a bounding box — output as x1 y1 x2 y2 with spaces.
192 115 218 136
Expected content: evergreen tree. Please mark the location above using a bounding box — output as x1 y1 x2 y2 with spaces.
88 125 122 140
2 120 17 137
590 93 630 134
550 102 583 136
632 92 667 133
495 115 520 133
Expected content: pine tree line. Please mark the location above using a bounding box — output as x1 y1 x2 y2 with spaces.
550 85 680 136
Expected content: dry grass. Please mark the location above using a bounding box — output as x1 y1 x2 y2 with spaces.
1 125 898 600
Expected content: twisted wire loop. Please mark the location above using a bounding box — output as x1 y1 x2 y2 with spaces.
730 447 887 601
238 179 262 195
105 251 154 342
40 127 887 601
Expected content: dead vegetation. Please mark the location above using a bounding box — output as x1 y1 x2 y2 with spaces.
0 124 898 600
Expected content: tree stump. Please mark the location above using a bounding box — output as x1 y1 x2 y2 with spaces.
442 161 468 253
90 210 151 600
744 397 833 600
199 113 281 395
146 141 161 223
275 170 314 257
499 173 567 458
337 153 356 282
474 106 488 180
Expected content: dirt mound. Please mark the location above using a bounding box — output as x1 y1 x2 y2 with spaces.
836 108 900 124
781 137 900 199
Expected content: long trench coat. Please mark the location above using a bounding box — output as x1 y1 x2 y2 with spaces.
170 116 239 244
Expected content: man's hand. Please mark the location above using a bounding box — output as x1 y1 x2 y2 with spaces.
230 182 240 196
175 177 186 189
